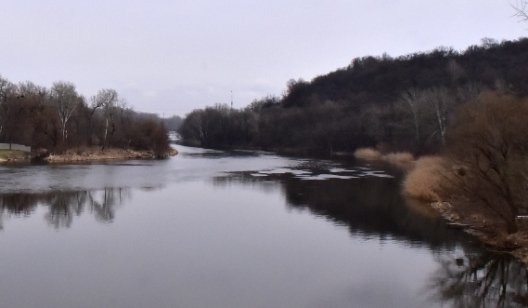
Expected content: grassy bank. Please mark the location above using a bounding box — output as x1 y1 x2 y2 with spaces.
45 147 177 163
0 149 30 163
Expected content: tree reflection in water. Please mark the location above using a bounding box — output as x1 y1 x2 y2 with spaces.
212 172 471 250
214 171 528 306
0 188 129 229
429 251 528 307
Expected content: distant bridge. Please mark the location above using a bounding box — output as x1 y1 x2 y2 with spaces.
0 143 31 153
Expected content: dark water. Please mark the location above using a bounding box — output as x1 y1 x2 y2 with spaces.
0 145 526 308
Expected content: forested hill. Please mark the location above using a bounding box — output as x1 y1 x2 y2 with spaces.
179 37 528 155
282 38 528 108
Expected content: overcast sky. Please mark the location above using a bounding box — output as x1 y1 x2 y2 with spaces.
0 0 525 116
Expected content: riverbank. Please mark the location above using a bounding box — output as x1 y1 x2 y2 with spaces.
0 149 31 163
430 201 528 265
44 147 178 163
352 147 528 266
398 154 528 267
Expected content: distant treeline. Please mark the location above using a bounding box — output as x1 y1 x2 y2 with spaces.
0 76 169 156
179 37 528 155
163 115 183 131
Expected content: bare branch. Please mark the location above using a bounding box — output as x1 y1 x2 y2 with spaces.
512 0 528 21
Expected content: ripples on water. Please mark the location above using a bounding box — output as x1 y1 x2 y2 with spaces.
0 145 526 308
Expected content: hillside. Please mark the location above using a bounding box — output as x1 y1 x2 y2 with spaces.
179 37 528 155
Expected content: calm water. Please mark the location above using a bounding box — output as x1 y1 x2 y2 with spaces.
0 145 526 308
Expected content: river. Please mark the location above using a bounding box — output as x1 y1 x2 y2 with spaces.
0 145 525 308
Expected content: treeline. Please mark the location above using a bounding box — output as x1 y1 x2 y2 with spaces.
0 76 169 156
179 37 528 155
163 115 183 132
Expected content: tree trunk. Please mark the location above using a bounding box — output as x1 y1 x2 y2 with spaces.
102 118 109 150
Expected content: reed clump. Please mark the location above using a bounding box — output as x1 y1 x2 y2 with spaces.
354 147 415 170
402 156 450 202
382 152 415 170
353 147 382 160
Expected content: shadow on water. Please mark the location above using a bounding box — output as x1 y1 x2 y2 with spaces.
0 188 129 229
212 172 473 251
429 250 528 308
213 171 528 306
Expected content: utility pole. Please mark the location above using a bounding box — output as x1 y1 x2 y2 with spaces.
230 90 233 110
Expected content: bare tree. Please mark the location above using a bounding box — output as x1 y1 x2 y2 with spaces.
426 87 452 145
513 0 528 21
0 75 14 103
90 89 118 147
0 76 15 138
400 88 426 149
447 92 528 234
400 86 463 150
50 82 81 143
90 89 117 115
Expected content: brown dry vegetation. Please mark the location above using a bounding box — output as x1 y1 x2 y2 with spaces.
353 147 382 160
402 156 450 202
445 92 528 234
382 152 415 170
400 92 528 258
354 147 415 170
45 147 177 163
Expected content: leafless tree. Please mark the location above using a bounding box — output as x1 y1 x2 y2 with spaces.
0 76 15 137
400 88 426 148
427 87 453 145
50 82 82 143
90 89 118 147
0 75 14 103
90 89 117 115
513 0 528 21
447 92 528 233
400 86 463 149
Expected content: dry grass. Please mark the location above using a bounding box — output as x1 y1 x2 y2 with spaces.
354 147 415 170
382 152 415 170
402 156 451 202
46 147 156 162
353 147 382 160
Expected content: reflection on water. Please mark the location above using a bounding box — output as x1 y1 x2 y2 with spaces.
0 145 526 307
213 172 470 250
0 188 129 229
430 251 528 307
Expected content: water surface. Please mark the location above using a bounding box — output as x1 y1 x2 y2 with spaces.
0 145 525 308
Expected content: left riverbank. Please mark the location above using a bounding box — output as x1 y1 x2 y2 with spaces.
0 147 178 164
45 147 178 163
0 149 31 163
